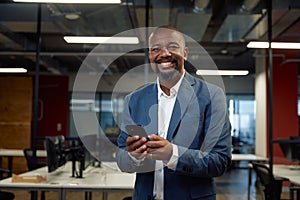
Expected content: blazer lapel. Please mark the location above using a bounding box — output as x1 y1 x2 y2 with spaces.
167 73 196 141
143 83 158 135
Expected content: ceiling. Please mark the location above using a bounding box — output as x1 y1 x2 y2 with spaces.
0 0 300 78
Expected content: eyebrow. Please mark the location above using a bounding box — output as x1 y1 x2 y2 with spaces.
150 42 180 47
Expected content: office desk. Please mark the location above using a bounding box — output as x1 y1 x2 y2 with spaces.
0 162 135 200
273 164 300 199
63 163 135 200
273 164 300 184
0 149 46 178
232 154 268 200
232 154 267 162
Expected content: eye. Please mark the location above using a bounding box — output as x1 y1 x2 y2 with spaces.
151 47 161 52
168 45 180 51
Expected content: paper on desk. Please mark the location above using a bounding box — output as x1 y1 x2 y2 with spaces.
11 174 46 183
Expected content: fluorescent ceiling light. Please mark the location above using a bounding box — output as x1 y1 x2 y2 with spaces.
64 36 139 44
13 0 120 3
71 99 94 104
0 68 27 73
196 70 249 76
247 41 300 49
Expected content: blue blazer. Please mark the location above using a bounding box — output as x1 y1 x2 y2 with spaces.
117 72 232 200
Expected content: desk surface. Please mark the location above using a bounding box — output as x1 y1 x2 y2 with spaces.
232 154 268 161
0 161 135 190
0 149 46 157
273 164 300 185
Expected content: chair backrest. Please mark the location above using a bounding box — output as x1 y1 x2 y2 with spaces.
23 148 37 171
252 162 274 186
0 191 15 200
252 162 283 200
23 148 44 171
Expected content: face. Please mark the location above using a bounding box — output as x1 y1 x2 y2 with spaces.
148 28 188 81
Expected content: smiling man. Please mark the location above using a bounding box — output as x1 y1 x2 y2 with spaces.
117 26 232 200
148 26 187 86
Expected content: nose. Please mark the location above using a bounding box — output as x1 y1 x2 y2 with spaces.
160 47 171 56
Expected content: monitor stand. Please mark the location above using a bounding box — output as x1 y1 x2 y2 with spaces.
68 147 84 178
71 158 84 178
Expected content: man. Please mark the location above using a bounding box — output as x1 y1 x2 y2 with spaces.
116 26 232 200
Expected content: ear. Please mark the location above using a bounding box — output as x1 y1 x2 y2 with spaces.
184 47 188 60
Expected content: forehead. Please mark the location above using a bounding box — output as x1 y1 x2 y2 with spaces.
149 28 185 46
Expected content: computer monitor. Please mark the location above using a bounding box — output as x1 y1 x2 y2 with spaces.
45 135 95 177
45 135 67 173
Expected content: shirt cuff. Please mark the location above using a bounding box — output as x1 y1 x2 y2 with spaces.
127 152 145 166
164 144 178 170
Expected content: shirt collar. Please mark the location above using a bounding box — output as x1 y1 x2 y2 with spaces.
157 70 185 98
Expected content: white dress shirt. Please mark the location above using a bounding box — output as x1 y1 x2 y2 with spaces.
153 71 184 200
127 72 185 199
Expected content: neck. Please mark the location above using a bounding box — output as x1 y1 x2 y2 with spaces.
159 73 182 96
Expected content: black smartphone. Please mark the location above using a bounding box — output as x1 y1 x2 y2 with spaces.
125 125 149 140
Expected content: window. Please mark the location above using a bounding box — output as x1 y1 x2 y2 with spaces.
227 95 256 154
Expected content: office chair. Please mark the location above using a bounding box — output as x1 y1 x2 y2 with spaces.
289 183 300 200
23 149 46 170
0 168 15 200
0 191 15 200
122 197 132 200
23 148 46 200
252 162 287 200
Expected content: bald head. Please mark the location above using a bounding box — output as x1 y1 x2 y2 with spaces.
149 26 186 48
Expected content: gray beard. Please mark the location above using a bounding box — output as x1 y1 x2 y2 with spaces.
155 63 180 81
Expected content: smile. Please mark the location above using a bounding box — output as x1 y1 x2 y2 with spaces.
159 62 173 67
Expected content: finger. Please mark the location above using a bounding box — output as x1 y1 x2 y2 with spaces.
146 147 157 154
135 150 147 160
147 134 161 141
130 145 147 159
146 140 165 148
132 137 148 150
146 143 173 161
135 143 147 153
126 135 140 146
127 137 148 151
126 136 139 152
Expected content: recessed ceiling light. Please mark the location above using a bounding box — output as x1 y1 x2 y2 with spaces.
0 68 27 73
65 13 80 20
64 36 139 44
196 70 249 76
247 41 300 49
220 49 228 54
13 0 121 3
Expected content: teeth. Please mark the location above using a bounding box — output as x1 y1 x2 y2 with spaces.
160 62 171 66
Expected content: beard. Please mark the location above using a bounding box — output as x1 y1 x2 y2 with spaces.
154 57 180 80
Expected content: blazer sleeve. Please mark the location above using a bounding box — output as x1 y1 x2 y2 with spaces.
116 94 155 173
174 86 232 177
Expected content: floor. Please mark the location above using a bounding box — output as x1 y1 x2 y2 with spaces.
215 167 261 200
4 166 291 200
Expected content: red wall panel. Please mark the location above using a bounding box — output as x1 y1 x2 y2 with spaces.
267 49 299 163
36 75 69 138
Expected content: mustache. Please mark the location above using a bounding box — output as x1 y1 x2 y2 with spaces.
154 57 177 64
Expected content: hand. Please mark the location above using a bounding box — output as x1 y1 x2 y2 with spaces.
146 134 173 162
126 135 148 160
